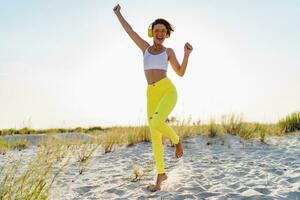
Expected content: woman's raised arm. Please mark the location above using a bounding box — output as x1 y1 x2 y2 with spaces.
113 4 149 53
168 43 193 77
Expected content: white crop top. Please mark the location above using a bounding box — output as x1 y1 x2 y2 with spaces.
143 46 168 71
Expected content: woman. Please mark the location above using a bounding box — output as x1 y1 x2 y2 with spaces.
113 4 193 192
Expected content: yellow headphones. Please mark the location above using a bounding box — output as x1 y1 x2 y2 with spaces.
148 23 170 38
148 24 153 37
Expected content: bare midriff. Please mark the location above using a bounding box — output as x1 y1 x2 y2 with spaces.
144 69 167 85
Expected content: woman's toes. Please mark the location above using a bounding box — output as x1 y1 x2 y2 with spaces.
175 140 183 158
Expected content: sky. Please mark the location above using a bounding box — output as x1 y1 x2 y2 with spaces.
0 0 300 129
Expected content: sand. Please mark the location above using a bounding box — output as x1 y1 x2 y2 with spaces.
1 132 300 199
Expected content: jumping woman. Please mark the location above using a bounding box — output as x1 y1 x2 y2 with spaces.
113 4 193 192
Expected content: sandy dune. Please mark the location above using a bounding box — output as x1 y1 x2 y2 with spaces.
1 133 300 199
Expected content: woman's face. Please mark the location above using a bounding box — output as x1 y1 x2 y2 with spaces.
152 24 168 45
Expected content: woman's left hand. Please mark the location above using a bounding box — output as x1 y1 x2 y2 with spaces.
184 42 193 55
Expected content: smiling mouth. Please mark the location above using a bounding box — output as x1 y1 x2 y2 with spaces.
156 37 164 41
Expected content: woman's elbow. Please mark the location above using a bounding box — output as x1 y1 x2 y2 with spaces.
177 71 184 77
177 67 184 77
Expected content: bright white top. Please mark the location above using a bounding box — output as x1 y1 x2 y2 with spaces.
143 46 168 71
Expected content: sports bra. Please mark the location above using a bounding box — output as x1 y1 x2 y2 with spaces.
143 46 168 71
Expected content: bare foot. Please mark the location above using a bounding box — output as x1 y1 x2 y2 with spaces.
175 138 183 158
147 173 168 192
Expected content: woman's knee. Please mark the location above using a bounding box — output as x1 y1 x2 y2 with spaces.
150 118 162 130
150 129 161 140
151 120 169 133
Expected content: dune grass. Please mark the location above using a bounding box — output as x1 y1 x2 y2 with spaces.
1 112 298 153
208 117 219 138
221 114 244 135
0 134 105 199
172 117 203 140
86 112 299 151
91 125 151 153
130 160 154 182
0 139 70 200
37 134 102 175
278 112 300 133
0 138 8 155
0 126 109 136
76 143 99 175
1 112 299 198
0 138 30 155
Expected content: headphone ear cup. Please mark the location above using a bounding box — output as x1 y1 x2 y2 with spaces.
148 25 153 37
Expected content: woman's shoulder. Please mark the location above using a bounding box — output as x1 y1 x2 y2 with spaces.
142 45 151 55
166 46 174 50
166 47 174 57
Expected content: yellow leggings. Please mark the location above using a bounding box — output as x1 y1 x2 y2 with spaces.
147 77 179 174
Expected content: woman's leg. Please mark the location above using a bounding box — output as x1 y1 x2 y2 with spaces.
150 88 179 145
147 87 179 174
147 92 166 174
149 126 165 173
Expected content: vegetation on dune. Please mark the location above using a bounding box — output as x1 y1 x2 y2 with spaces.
278 112 300 133
1 112 299 152
0 126 109 136
0 112 299 198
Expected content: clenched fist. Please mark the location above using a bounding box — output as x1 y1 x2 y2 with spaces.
184 42 193 55
113 4 121 15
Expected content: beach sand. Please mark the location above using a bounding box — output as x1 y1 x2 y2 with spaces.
1 133 300 199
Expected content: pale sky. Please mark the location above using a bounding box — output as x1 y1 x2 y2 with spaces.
1 0 300 129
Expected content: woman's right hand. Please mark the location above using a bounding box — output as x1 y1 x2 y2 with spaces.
113 4 121 15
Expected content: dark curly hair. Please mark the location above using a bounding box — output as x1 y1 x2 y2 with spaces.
151 18 174 37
